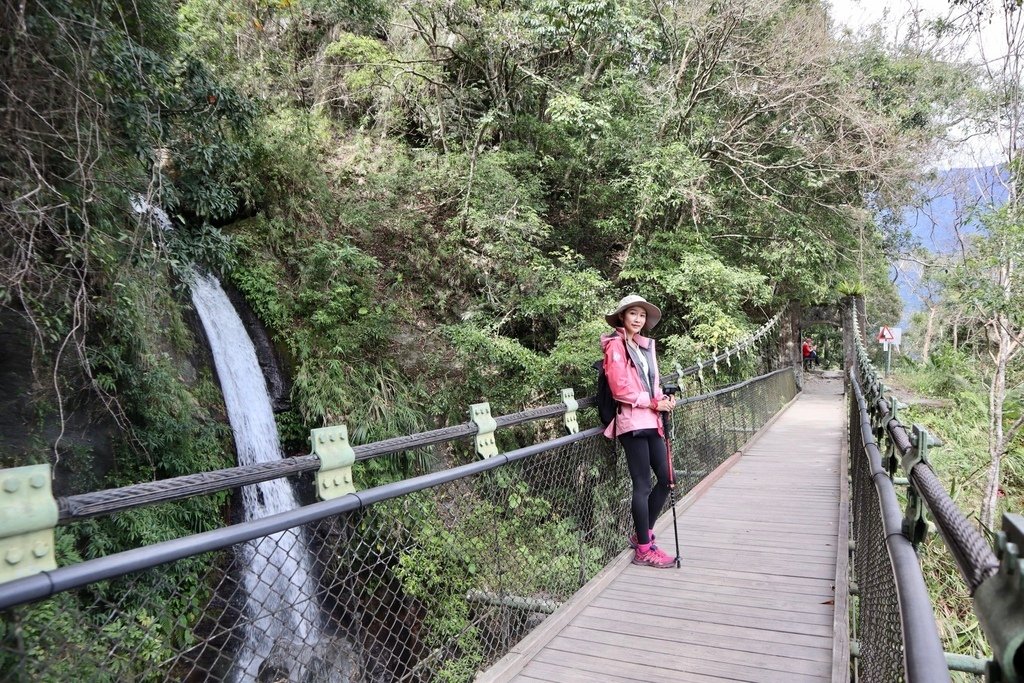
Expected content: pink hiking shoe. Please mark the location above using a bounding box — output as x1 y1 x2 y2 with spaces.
632 544 675 568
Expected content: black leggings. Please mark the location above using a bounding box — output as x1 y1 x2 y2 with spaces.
619 428 671 545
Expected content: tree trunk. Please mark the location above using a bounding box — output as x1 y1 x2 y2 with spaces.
781 304 801 370
921 305 937 363
982 308 1012 530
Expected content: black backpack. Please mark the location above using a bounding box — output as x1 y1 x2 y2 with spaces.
593 359 617 427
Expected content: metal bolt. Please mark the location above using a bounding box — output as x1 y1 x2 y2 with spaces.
5 549 23 565
3 478 19 493
32 542 48 558
29 474 46 489
318 436 324 444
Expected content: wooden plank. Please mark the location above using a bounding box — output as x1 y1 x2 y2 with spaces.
674 541 838 559
615 571 835 599
516 659 636 683
580 606 834 649
591 595 834 638
599 588 835 623
615 574 834 602
615 581 834 606
605 581 836 614
479 389 846 683
674 557 835 580
529 650 736 683
574 613 832 662
674 540 839 559
560 624 831 676
831 416 851 683
670 526 841 542
618 562 837 590
546 633 829 682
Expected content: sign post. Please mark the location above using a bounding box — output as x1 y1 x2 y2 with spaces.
877 326 896 376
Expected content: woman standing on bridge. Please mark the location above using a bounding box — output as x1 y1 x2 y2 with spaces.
602 295 677 569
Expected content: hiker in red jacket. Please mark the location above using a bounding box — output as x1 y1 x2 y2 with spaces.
802 337 818 369
602 295 677 568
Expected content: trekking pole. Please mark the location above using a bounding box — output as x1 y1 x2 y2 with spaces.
663 389 682 569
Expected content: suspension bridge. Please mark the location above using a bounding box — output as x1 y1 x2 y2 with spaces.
0 301 1020 683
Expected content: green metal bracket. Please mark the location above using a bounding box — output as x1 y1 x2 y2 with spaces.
561 389 579 435
905 423 941 475
852 642 991 676
974 513 1024 683
470 402 498 459
0 464 58 583
901 424 941 548
888 393 908 424
885 440 899 479
883 394 908 476
902 487 929 548
312 425 356 500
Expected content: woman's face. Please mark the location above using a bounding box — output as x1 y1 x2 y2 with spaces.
622 306 647 335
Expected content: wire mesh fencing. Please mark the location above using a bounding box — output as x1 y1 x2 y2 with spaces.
848 368 951 683
849 383 907 682
0 368 796 683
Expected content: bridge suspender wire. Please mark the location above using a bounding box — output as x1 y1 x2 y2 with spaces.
0 366 799 682
0 427 604 612
874 400 999 593
54 314 783 525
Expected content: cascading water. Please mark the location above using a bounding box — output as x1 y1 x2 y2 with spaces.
131 198 354 681
191 273 326 682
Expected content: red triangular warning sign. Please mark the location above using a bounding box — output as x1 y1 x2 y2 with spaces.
877 326 895 342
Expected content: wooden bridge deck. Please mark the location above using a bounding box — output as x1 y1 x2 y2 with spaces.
479 376 848 683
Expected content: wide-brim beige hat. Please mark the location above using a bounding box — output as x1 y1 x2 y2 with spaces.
605 294 662 330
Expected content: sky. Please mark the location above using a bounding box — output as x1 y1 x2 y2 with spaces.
826 1 1014 330
828 0 1009 169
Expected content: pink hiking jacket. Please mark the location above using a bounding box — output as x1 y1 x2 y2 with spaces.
601 328 665 439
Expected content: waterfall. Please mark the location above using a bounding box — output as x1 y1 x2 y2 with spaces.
130 197 354 681
190 273 325 682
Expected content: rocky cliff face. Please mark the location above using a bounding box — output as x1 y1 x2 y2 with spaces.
0 307 117 496
0 279 292 499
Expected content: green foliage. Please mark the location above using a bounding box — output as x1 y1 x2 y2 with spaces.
887 360 1009 662
624 249 769 351
838 281 867 296
840 41 975 133
1 0 975 676
388 470 606 680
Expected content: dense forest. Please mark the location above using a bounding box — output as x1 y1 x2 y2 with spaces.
2 0 1021 673
1 0 950 488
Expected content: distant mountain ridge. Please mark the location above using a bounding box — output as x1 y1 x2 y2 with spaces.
896 164 1007 326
